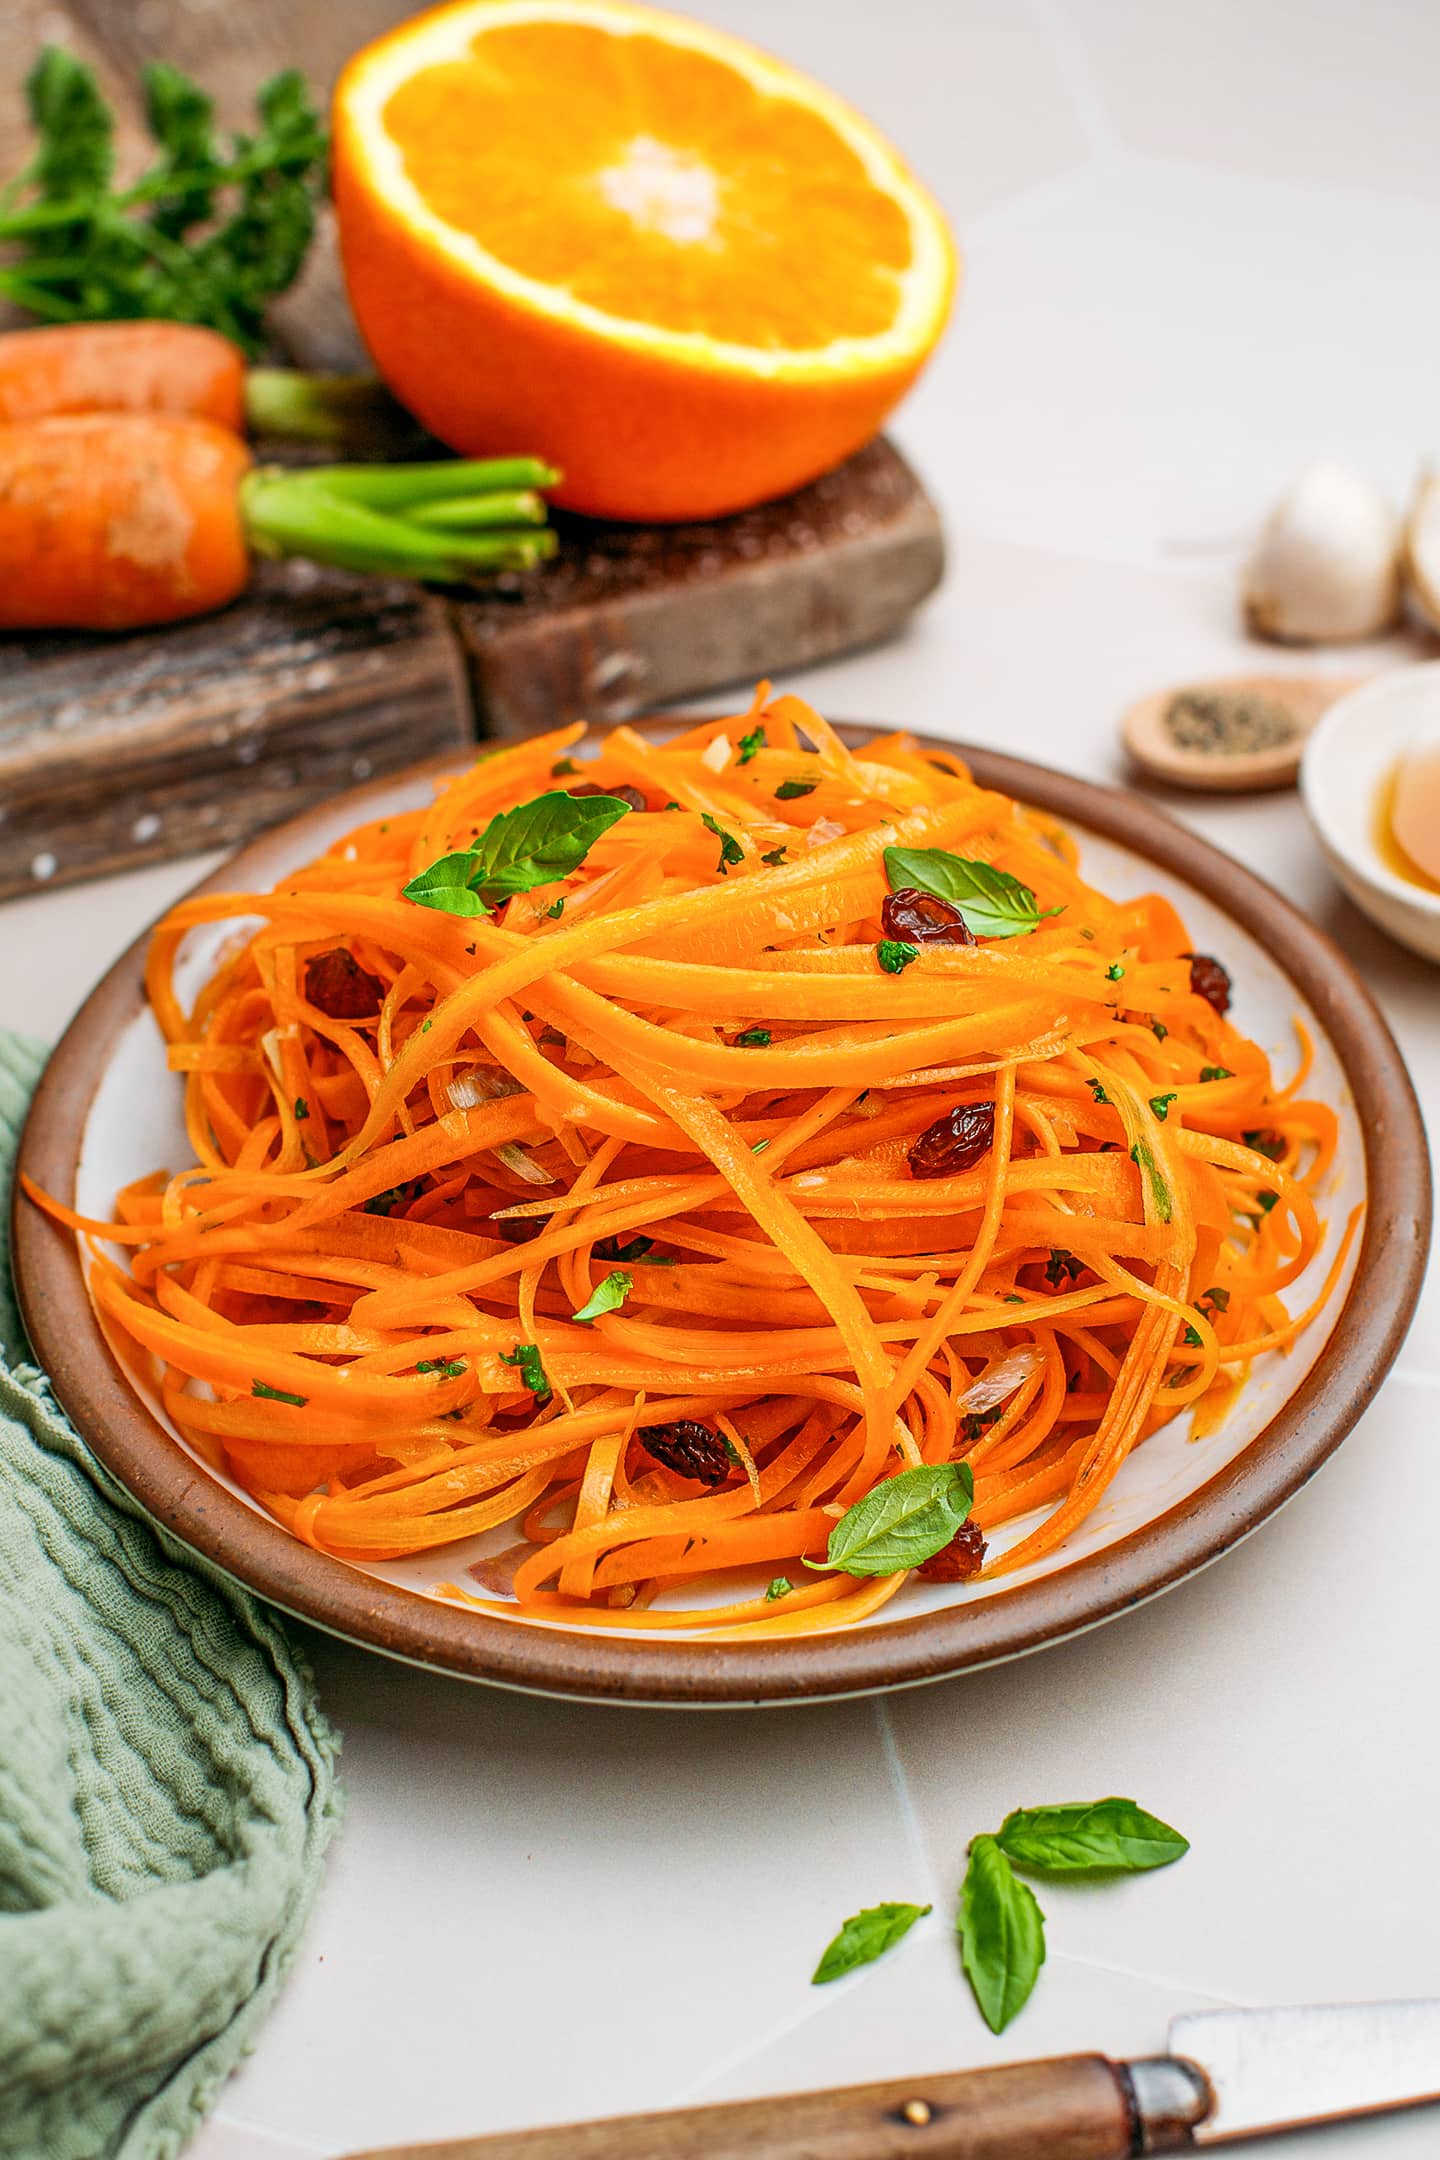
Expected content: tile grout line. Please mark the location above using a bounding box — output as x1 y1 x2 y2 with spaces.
874 1697 946 1912
657 1708 943 2115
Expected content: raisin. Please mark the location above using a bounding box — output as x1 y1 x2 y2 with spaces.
568 781 647 813
917 1518 987 1582
304 948 385 1020
638 1419 732 1486
1186 953 1232 1016
881 886 976 948
908 1101 996 1180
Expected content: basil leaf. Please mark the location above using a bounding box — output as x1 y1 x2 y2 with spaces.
877 940 919 975
812 1901 932 1985
996 1798 1189 1875
571 1270 632 1324
884 846 1058 940
401 849 491 916
957 1835 1046 2034
252 1379 307 1407
809 1461 974 1578
403 791 632 916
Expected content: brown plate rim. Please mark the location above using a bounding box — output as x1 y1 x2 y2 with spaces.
13 731 1432 1706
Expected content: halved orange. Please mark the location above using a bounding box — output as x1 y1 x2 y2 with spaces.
333 0 957 521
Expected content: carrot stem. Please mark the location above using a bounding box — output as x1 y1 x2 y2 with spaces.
242 367 430 454
239 468 558 583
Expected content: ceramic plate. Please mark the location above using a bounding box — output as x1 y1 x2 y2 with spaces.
13 734 1430 1706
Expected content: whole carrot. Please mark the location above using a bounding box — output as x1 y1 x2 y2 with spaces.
0 321 421 451
0 322 246 432
0 414 559 632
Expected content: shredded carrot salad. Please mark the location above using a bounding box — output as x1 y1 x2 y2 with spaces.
29 688 1356 1639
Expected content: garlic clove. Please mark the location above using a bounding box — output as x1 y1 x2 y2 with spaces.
1401 468 1440 634
1242 463 1402 645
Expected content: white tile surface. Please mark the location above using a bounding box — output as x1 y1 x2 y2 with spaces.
8 3 1440 2154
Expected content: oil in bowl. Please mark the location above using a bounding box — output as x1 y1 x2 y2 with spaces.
1300 664 1440 965
1377 734 1440 893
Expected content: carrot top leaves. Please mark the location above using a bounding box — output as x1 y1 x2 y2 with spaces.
0 48 327 351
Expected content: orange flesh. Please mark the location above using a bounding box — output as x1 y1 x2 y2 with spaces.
384 24 912 346
25 693 1351 1638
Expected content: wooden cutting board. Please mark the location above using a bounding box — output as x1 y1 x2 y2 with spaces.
0 0 945 900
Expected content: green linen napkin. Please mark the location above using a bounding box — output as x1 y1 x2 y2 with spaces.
0 1031 341 2160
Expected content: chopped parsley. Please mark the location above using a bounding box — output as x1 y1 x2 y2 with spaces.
252 1379 307 1407
877 939 920 974
701 811 744 873
737 724 767 764
500 1342 551 1399
734 1027 772 1047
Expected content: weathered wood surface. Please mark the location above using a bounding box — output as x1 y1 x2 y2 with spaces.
0 1 946 897
0 566 472 899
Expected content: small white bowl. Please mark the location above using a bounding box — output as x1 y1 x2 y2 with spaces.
1301 664 1440 964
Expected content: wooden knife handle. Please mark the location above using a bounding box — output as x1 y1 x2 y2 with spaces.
343 2051 1211 2160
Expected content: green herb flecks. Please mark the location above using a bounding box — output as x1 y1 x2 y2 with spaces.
500 1342 551 1399
877 940 920 974
701 811 744 874
1129 1138 1174 1223
252 1379 307 1407
570 1270 633 1324
775 777 819 800
737 723 766 765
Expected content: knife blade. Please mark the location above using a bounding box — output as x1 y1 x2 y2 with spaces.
341 1998 1440 2159
1173 1998 1440 2145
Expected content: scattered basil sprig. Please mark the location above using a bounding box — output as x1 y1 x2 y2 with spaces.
403 791 632 916
812 1902 932 1986
806 1462 973 1578
570 1270 632 1324
884 846 1060 940
995 1797 1189 1875
803 1794 1188 2032
957 1796 1188 2031
957 1836 1046 2035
